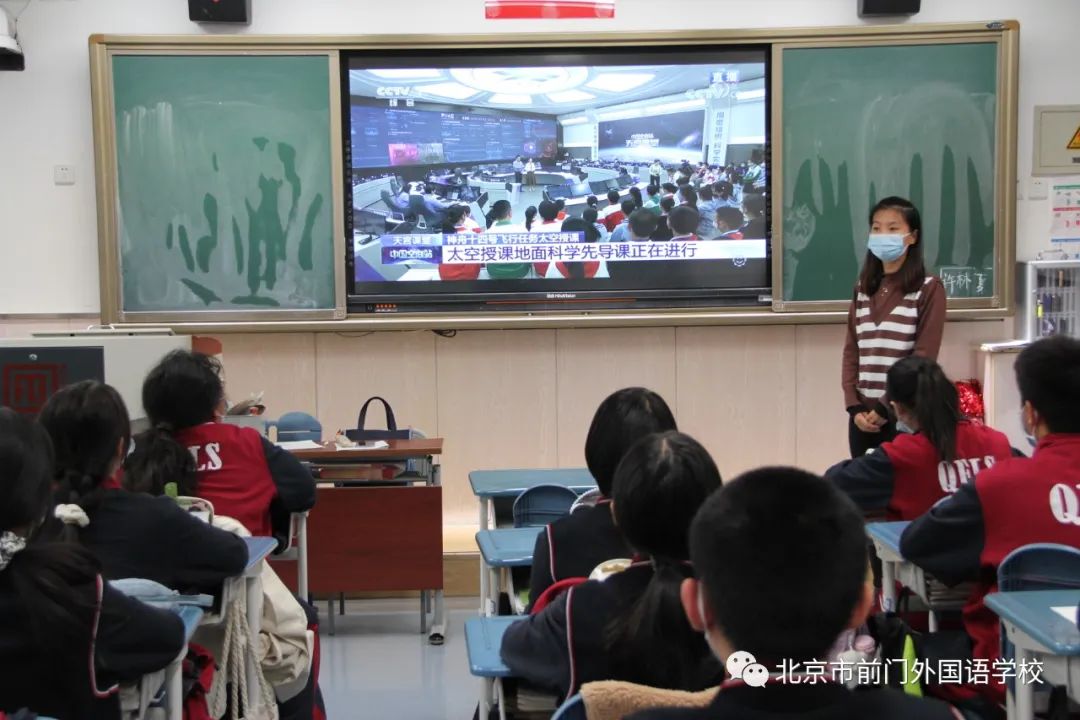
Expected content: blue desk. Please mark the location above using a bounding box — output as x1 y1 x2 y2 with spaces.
476 528 543 615
162 605 204 720
866 521 968 625
465 616 518 720
244 536 278 575
986 590 1080 720
469 468 595 531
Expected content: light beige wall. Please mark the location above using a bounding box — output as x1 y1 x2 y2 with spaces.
209 319 1008 526
0 316 1010 525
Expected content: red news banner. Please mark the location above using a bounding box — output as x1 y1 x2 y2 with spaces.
485 1 615 19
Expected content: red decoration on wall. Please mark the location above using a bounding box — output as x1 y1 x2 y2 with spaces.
2 363 63 416
485 1 615 19
956 380 985 424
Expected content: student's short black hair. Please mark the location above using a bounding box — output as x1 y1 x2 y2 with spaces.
555 199 566 212
1015 335 1080 434
607 189 621 205
142 350 225 431
675 177 690 187
669 206 700 236
661 183 677 195
660 196 676 213
743 193 766 218
715 207 745 231
690 467 867 663
538 200 559 222
586 195 599 207
582 207 599 225
620 198 637 216
584 387 677 496
646 184 659 197
697 185 714 201
628 209 659 239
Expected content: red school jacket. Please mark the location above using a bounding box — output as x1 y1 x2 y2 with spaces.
826 422 1014 521
900 434 1080 703
175 422 279 536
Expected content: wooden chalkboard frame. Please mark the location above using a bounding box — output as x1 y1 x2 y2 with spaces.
87 25 1017 332
90 42 348 323
770 23 1019 313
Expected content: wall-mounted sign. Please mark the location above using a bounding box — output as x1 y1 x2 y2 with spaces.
1034 105 1080 176
485 1 615 19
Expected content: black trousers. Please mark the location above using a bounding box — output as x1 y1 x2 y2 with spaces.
650 174 661 187
514 171 523 184
848 414 897 458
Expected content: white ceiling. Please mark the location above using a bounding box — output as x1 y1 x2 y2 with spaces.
348 63 766 115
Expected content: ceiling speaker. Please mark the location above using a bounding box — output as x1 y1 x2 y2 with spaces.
189 0 251 24
858 0 921 16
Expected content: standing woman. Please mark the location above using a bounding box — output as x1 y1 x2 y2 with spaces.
843 196 946 458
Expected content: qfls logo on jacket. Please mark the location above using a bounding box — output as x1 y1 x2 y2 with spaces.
187 443 223 472
1050 483 1080 526
937 456 999 494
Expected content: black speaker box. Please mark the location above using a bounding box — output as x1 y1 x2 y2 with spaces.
189 0 251 24
858 0 921 16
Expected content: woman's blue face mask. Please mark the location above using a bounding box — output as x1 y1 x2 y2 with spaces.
868 233 910 262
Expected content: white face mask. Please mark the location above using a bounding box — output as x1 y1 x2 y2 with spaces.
1020 407 1038 448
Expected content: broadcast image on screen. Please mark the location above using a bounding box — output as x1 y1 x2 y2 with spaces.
344 47 769 308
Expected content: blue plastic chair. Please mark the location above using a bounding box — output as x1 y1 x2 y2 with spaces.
551 694 587 720
996 543 1080 704
267 411 322 443
998 543 1080 592
512 484 579 528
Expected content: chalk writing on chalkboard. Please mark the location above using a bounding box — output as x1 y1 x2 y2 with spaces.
939 266 994 298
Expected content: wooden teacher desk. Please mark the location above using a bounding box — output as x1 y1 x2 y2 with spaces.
284 439 446 643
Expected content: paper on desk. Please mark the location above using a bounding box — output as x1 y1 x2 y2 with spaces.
276 440 324 451
1052 606 1078 623
335 440 390 451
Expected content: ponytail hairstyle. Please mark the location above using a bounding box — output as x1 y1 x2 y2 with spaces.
886 356 961 462
0 408 99 657
485 199 512 229
559 217 599 280
524 205 538 231
605 431 723 689
38 381 132 539
136 350 226 497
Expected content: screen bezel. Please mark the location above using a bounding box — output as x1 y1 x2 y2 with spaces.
341 43 772 310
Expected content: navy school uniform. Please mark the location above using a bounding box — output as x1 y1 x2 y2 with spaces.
502 562 724 701
626 681 962 720
824 422 1015 521
900 433 1080 705
527 499 632 610
0 575 185 720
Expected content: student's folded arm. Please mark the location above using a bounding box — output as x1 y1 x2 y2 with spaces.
164 498 249 588
824 449 895 512
500 593 571 694
900 484 985 587
95 583 185 681
260 437 317 512
526 528 554 612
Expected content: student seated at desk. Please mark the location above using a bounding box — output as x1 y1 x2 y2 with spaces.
825 357 1014 521
37 381 247 593
137 350 316 541
503 432 724 701
124 442 323 720
629 466 961 720
527 387 677 609
901 335 1080 712
0 409 184 720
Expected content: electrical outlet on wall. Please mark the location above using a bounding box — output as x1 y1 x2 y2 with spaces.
53 164 75 185
1028 177 1049 200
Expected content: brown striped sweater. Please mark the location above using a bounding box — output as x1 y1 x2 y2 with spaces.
842 274 946 414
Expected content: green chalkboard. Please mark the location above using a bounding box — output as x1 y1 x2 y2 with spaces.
110 55 338 314
780 42 999 304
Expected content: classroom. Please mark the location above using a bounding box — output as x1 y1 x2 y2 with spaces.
1 0 1080 718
